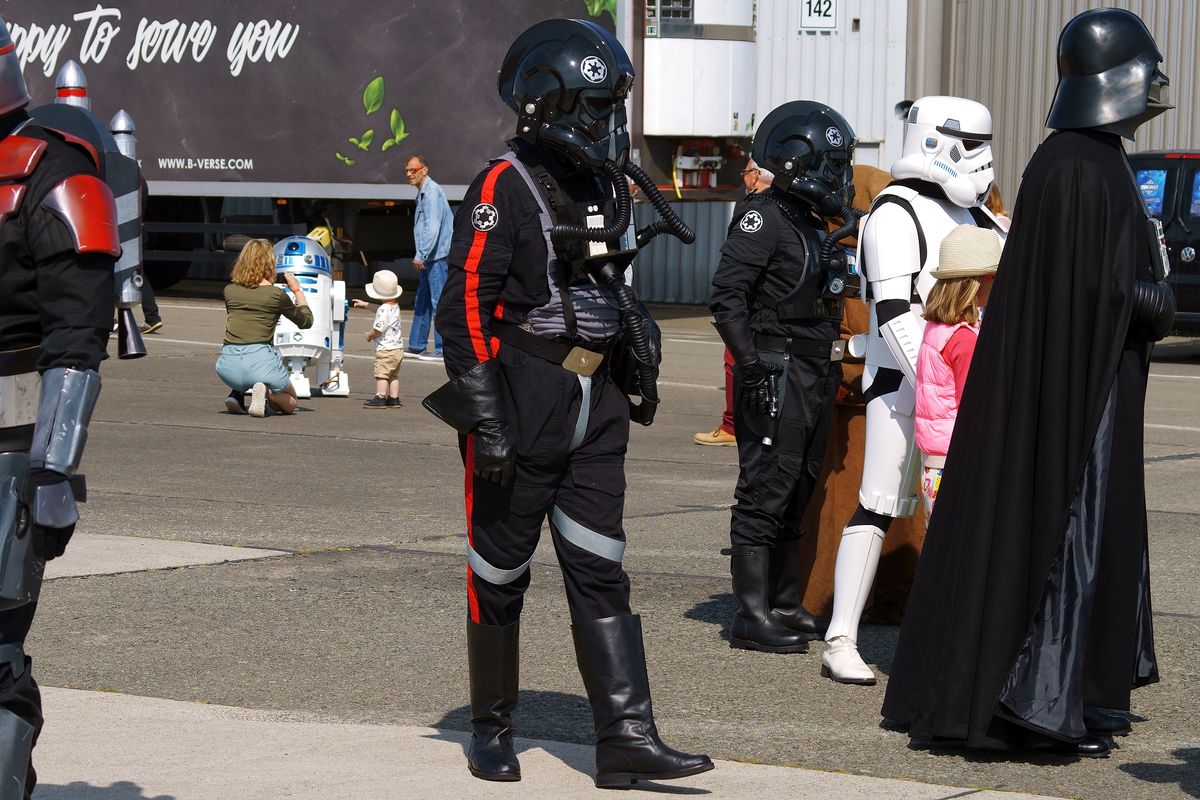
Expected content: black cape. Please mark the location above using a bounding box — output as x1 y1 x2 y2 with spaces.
881 130 1158 748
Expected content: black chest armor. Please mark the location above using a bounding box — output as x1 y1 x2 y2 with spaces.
757 192 843 324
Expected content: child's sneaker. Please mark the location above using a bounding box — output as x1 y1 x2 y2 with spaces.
385 396 402 408
363 395 389 409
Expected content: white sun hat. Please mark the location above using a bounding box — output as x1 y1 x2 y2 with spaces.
365 269 403 300
931 225 1002 279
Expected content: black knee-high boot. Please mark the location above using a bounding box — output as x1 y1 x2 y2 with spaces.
729 545 809 652
572 614 714 789
467 619 521 781
768 540 827 638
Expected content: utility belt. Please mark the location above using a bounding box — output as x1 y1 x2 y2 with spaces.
754 333 846 362
491 319 615 378
0 347 40 451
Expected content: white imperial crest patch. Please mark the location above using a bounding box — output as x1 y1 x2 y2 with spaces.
471 203 499 232
825 126 843 147
581 56 607 83
739 210 764 233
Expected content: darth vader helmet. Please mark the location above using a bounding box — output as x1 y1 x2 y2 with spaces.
1046 8 1171 140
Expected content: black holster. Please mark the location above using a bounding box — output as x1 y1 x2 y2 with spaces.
422 359 506 434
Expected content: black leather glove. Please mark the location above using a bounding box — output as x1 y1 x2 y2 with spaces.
735 360 784 416
19 468 77 560
1132 279 1175 342
472 419 515 488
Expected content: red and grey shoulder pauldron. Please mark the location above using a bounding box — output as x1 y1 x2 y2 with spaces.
0 127 121 256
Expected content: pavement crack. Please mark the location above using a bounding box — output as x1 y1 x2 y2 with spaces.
1145 451 1200 463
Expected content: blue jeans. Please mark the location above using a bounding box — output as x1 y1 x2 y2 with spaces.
408 258 446 354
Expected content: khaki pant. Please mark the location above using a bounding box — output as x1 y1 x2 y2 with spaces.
374 348 404 380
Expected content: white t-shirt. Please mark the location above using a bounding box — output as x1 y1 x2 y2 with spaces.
373 303 404 351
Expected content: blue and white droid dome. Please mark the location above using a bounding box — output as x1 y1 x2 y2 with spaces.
273 235 331 277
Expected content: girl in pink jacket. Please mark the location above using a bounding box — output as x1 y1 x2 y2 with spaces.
914 225 1001 522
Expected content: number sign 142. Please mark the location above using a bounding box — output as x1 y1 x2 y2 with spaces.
801 0 838 31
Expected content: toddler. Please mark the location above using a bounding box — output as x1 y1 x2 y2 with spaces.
353 269 405 409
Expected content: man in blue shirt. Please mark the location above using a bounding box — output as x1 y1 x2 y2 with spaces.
406 154 454 360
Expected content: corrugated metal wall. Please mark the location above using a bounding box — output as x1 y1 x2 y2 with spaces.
948 0 1199 204
755 0 909 167
633 201 733 305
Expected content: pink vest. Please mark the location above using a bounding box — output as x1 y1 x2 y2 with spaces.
914 321 978 457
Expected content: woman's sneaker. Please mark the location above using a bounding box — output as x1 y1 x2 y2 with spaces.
248 383 268 418
225 390 247 415
363 395 389 409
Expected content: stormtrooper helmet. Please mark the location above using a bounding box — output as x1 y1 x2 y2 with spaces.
891 96 994 209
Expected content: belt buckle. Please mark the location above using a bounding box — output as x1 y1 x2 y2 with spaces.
829 340 845 362
563 346 602 377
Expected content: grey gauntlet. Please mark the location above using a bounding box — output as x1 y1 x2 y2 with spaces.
24 367 101 531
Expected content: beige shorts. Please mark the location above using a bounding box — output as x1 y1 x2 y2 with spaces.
374 348 404 380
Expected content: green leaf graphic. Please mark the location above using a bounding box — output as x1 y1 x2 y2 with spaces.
335 152 357 166
381 138 396 152
362 76 385 114
353 129 375 151
581 0 617 21
389 109 409 142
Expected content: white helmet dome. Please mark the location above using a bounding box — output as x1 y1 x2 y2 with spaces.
891 96 995 208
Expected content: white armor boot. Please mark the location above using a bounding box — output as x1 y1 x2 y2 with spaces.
822 525 885 684
822 96 1005 684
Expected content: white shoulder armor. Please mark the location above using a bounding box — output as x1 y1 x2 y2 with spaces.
861 186 923 286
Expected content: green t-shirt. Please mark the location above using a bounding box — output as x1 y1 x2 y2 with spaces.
223 283 314 345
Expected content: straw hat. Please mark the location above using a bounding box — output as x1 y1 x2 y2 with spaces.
931 225 1002 279
365 269 403 300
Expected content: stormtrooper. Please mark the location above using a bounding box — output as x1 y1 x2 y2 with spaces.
821 96 1006 684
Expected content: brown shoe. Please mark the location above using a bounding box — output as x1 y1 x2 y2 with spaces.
693 427 736 446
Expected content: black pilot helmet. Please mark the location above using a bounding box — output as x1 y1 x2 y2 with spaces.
0 18 30 116
498 19 634 172
752 100 857 218
1045 8 1172 140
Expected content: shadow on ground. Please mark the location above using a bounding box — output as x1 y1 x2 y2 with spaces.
36 782 174 799
428 691 711 794
1121 747 1200 798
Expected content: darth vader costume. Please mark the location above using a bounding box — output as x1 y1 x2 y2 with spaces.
881 8 1174 756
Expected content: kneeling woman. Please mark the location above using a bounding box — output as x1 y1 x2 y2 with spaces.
216 239 313 417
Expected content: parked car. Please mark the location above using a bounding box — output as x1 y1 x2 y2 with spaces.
1129 150 1200 333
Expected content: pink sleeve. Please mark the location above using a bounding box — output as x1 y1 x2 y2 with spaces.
943 327 978 403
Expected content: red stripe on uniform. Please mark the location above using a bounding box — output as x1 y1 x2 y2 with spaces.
464 435 481 623
463 160 513 363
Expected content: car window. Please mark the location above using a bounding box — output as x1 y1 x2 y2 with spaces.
1136 168 1170 216
1187 169 1200 219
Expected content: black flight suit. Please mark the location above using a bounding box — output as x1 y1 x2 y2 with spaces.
435 143 632 628
710 188 843 549
0 109 116 797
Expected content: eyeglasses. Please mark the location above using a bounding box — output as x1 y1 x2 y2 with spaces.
739 168 759 176
405 167 425 175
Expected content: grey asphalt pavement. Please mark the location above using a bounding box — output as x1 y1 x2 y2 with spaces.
27 292 1200 799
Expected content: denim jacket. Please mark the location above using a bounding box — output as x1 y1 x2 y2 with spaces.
414 176 454 263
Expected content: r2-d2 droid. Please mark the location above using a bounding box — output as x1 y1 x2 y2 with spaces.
272 236 350 397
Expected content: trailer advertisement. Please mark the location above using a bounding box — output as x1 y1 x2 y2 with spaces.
7 0 617 195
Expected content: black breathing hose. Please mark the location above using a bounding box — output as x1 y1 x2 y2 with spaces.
622 160 696 245
595 262 659 425
549 160 631 247
819 206 865 265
